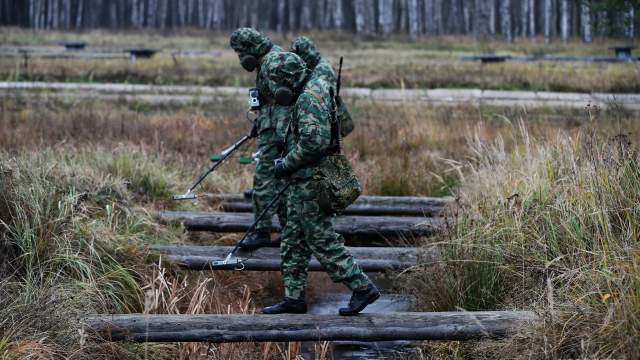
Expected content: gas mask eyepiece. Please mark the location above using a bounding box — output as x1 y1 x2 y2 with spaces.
240 54 258 72
274 87 294 106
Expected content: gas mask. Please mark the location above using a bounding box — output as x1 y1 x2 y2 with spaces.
239 54 259 72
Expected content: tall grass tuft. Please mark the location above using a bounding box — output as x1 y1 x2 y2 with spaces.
412 121 640 357
0 146 183 357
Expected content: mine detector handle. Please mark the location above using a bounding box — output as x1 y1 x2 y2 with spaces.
211 181 292 269
336 56 343 97
173 134 252 200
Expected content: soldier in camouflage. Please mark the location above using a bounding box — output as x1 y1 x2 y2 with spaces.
289 36 354 137
229 28 288 249
259 52 380 316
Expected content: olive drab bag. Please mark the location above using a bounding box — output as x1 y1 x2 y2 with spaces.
314 56 361 214
314 152 361 214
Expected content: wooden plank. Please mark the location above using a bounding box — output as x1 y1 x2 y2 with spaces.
158 211 443 237
84 311 537 343
151 245 433 271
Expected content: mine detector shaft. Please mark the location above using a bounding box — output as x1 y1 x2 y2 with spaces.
211 56 347 269
173 88 262 201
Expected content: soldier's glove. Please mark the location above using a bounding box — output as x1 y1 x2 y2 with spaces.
273 158 289 179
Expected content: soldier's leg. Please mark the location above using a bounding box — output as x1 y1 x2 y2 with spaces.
280 184 312 300
251 146 280 231
243 145 282 249
296 181 370 291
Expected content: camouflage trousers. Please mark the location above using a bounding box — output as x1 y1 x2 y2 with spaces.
252 143 287 232
252 105 290 232
280 179 370 300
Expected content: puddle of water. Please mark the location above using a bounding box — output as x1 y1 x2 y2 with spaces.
301 273 418 360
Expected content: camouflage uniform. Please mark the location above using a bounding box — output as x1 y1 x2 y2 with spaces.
230 28 288 232
289 36 354 137
263 52 370 300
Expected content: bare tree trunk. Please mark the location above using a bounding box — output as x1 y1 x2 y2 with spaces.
354 0 366 33
109 0 117 28
501 0 512 41
424 0 435 34
300 0 312 30
334 0 344 29
277 0 286 31
378 0 393 34
75 0 83 28
529 0 535 36
488 0 496 35
434 0 443 34
288 0 297 31
561 0 570 41
520 0 528 36
197 0 204 27
581 1 592 42
474 0 489 35
408 0 419 39
316 0 326 29
463 0 472 33
626 2 635 38
544 0 551 42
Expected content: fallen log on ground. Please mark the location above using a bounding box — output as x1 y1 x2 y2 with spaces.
217 201 444 217
84 311 537 343
158 211 443 237
151 245 435 271
205 193 452 207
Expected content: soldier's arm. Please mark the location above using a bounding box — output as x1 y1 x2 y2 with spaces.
282 93 331 172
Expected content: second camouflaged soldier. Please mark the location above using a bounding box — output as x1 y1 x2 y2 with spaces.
259 52 380 316
289 36 354 137
229 28 288 249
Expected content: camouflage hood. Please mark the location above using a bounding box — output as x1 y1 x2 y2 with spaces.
289 36 321 70
262 51 308 96
229 27 273 58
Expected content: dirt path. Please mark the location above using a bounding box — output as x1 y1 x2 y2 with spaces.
2 81 639 110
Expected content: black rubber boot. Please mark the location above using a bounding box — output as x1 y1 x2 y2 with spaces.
239 230 270 250
262 297 307 314
339 283 380 316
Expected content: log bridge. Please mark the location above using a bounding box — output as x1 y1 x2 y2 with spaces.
151 245 433 271
84 311 537 343
205 193 452 217
158 211 443 238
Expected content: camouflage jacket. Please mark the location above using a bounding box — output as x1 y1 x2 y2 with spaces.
282 77 337 179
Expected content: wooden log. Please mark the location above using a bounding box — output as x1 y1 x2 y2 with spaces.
217 201 444 217
151 245 434 271
84 311 538 343
158 211 443 237
204 193 452 208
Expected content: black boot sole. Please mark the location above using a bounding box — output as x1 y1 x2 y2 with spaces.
262 307 307 315
338 291 381 316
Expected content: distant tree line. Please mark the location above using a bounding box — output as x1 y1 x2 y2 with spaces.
1 0 637 42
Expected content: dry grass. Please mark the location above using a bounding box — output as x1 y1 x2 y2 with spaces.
409 118 640 358
1 28 638 92
2 76 640 357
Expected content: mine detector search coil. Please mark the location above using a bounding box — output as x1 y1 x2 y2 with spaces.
211 182 291 269
173 134 253 200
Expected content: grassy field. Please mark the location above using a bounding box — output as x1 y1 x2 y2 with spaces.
1 89 639 358
1 28 639 92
